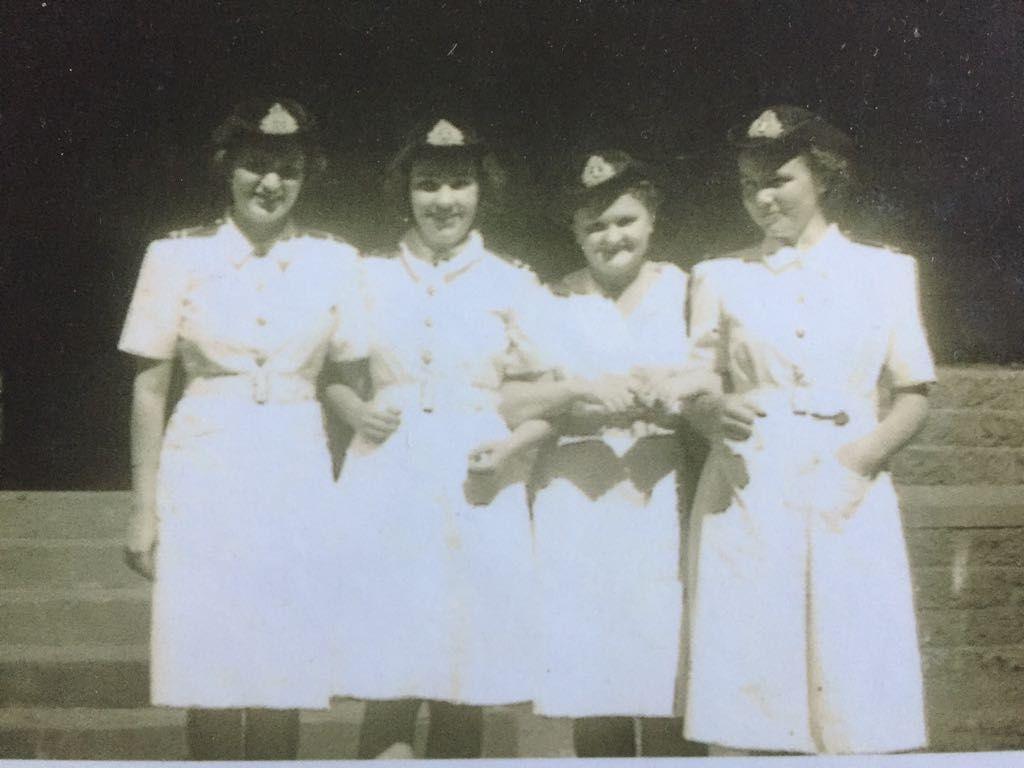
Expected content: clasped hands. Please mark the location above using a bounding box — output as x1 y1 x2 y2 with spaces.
575 368 717 420
689 391 884 529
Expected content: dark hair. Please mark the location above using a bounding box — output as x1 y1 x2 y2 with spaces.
209 97 326 183
804 146 854 213
731 105 856 220
382 118 507 224
561 149 663 227
572 178 662 224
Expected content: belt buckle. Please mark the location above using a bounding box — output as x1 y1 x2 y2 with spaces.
810 410 849 426
793 406 850 426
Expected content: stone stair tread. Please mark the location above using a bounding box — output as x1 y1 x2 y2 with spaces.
0 702 366 729
897 485 1024 507
0 586 149 603
898 484 1024 527
0 539 124 549
0 491 131 543
0 706 182 729
0 701 571 760
0 643 148 663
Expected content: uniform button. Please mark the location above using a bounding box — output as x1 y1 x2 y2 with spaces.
795 328 806 338
426 285 437 296
424 317 433 328
421 350 433 365
256 316 267 326
796 294 805 304
255 353 268 366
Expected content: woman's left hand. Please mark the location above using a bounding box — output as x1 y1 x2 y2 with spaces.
632 367 721 414
465 440 514 506
124 546 155 581
835 439 881 479
467 440 512 476
808 440 880 533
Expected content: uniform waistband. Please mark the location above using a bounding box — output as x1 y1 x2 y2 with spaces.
739 387 876 428
373 382 497 415
185 372 316 404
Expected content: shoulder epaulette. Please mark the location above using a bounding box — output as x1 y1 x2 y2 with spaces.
166 220 221 239
299 228 349 244
730 243 771 263
549 281 574 298
849 236 907 254
552 268 590 296
365 247 401 260
492 251 532 272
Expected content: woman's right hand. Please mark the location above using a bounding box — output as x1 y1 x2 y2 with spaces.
351 402 402 444
687 393 765 441
579 374 638 415
124 503 157 580
124 546 155 580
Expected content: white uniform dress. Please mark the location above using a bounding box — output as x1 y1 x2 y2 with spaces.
683 226 935 753
333 231 545 706
530 261 701 717
119 218 366 709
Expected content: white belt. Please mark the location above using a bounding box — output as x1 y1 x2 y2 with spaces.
185 372 315 404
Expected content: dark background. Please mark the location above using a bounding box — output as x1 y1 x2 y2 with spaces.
1 1 1022 489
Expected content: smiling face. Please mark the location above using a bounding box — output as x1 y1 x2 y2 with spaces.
738 151 826 246
572 190 655 292
229 143 306 236
408 156 480 252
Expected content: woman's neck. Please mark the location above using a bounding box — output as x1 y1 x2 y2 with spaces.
405 228 471 265
589 262 645 301
232 215 290 253
793 213 830 251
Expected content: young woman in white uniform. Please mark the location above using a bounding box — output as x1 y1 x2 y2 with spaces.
683 106 934 755
119 99 365 759
501 151 714 757
326 117 548 760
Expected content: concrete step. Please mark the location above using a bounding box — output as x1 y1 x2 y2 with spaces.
893 446 1024 486
0 645 149 708
898 484 1024 528
923 645 1024 718
931 366 1024 410
0 588 149 646
0 642 578 755
3 484 1020 543
917 408 1024 448
0 492 129 540
926 705 1024 752
0 703 574 760
0 540 140 590
0 488 1018 651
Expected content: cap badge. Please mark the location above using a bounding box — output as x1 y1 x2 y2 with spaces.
581 155 616 188
747 109 784 139
426 119 466 147
259 103 300 135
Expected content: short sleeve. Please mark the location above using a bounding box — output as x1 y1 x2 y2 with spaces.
118 240 188 360
328 254 372 363
686 260 729 377
885 255 936 387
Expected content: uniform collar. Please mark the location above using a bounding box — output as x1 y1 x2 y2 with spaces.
221 216 299 270
565 260 662 315
398 229 485 284
761 224 846 274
